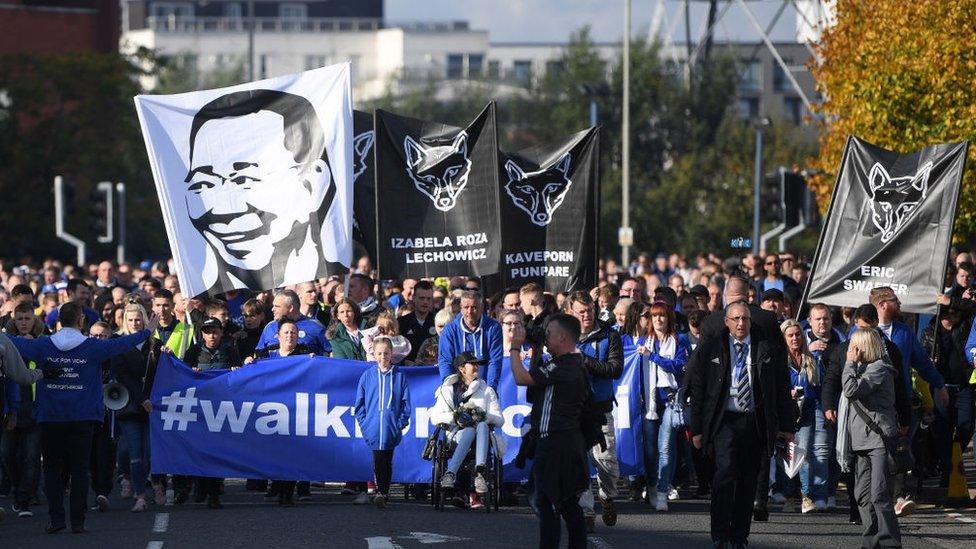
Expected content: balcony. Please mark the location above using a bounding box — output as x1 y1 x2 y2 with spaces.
146 16 381 33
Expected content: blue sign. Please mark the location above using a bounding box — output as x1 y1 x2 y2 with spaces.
150 351 649 483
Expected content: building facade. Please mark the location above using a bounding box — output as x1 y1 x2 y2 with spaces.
0 0 120 54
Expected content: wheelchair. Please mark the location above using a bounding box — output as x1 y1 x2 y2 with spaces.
428 423 503 512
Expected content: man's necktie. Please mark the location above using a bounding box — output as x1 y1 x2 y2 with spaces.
734 341 752 411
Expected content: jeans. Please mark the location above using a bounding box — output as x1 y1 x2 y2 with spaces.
447 422 489 474
935 387 974 479
41 421 95 528
641 406 680 493
118 420 150 498
1 425 42 508
579 411 619 516
796 407 834 500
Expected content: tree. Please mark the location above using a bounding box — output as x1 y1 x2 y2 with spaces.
810 1 976 247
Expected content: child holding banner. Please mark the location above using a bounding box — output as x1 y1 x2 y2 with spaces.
354 337 412 509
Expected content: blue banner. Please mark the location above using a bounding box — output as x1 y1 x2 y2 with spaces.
150 351 649 482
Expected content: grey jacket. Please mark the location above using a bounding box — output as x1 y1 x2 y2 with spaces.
0 332 43 385
843 358 898 451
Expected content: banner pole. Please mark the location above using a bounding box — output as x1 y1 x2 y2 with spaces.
795 136 854 320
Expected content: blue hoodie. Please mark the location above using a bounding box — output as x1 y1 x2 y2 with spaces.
256 316 332 355
11 328 151 423
354 365 411 451
437 314 503 390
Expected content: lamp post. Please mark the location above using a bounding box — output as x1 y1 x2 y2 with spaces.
621 0 631 267
752 117 771 254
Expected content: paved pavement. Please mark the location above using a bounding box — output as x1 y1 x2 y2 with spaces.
2 481 976 548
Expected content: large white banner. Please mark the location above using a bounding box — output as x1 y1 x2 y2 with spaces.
135 63 353 298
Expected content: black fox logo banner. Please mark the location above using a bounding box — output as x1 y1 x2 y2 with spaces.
351 110 377 263
374 104 501 279
500 128 600 292
803 136 968 314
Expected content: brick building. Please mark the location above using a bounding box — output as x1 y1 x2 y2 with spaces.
0 0 120 54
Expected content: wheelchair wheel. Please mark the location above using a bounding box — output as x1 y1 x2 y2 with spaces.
431 443 443 510
492 455 503 512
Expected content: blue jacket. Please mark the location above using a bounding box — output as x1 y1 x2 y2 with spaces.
12 328 151 423
354 365 411 451
256 317 331 355
880 321 945 394
437 314 503 390
3 377 20 414
578 322 625 407
789 360 822 418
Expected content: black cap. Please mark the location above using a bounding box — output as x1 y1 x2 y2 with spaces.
200 317 223 331
761 288 785 303
452 351 486 370
687 284 709 298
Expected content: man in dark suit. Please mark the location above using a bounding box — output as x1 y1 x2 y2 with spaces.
687 301 795 549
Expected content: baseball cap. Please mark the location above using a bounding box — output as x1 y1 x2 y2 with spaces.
452 351 486 370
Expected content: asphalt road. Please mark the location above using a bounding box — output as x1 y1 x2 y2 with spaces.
2 481 975 548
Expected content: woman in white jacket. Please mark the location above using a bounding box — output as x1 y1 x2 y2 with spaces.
431 351 505 497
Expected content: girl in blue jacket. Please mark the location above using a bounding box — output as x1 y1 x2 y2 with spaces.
354 337 411 509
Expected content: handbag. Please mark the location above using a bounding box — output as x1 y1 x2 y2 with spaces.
421 425 442 461
667 388 690 429
850 399 914 476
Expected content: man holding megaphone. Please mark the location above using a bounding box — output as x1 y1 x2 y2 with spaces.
9 302 158 535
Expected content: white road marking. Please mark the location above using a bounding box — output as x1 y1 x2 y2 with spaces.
404 532 470 544
589 536 614 549
147 542 164 549
153 512 169 533
365 537 404 549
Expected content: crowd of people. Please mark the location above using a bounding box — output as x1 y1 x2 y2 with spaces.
0 250 974 548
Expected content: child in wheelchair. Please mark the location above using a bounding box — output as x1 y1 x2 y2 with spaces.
431 351 506 503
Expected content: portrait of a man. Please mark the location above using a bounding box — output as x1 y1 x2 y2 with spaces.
185 89 339 294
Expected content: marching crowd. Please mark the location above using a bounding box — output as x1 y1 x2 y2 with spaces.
0 250 974 549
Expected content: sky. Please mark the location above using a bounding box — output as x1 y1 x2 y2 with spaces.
385 0 805 44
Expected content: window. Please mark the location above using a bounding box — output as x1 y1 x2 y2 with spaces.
279 3 307 20
773 58 793 92
737 97 759 119
304 55 328 71
446 54 464 79
487 60 500 79
151 2 193 18
224 2 243 19
467 54 484 78
739 59 761 92
784 97 804 125
513 60 532 83
545 60 564 78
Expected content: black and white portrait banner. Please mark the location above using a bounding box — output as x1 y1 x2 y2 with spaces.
134 63 354 298
374 103 501 279
804 136 968 313
500 128 600 292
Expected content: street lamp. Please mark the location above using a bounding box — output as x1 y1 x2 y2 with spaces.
578 82 609 127
751 116 771 254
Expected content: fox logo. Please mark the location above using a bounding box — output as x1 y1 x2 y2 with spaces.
352 130 374 183
865 161 933 243
504 153 573 227
403 132 471 212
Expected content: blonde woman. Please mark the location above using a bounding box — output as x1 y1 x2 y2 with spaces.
839 328 901 547
781 319 830 513
362 311 412 364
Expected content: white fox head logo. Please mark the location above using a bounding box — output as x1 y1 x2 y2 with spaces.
403 132 471 212
504 153 573 227
352 130 374 183
866 161 933 243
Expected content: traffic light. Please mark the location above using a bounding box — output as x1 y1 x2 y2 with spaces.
89 182 113 243
762 167 808 228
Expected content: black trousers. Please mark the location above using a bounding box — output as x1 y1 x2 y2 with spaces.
533 435 586 549
41 421 96 528
373 449 394 495
90 419 116 498
710 412 761 545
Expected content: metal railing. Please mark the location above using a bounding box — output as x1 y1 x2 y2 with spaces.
146 16 381 33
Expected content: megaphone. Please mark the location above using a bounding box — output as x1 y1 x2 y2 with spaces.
103 382 130 411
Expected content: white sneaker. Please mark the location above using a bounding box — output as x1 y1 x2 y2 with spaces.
826 496 837 510
770 492 787 504
655 492 668 511
668 487 679 501
17 508 33 518
131 498 148 513
119 478 133 500
474 473 488 495
440 471 456 489
353 492 368 505
895 496 915 517
96 495 110 512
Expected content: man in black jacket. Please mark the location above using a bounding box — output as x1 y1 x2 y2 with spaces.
566 291 623 531
687 301 794 549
